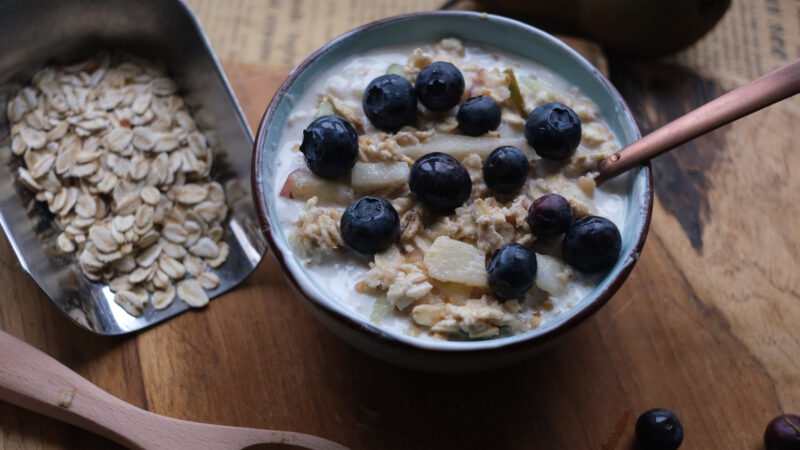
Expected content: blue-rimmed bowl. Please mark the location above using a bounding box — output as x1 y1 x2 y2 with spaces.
252 11 652 372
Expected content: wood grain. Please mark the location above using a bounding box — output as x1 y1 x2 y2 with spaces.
1 55 799 450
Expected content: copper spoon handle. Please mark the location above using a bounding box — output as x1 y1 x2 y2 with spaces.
596 59 800 184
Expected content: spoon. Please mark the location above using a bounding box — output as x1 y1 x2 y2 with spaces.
595 59 800 184
0 330 348 450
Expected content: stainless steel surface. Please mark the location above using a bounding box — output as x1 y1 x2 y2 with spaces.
0 0 267 334
596 59 800 184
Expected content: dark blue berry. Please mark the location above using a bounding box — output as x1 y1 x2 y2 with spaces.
525 102 582 160
409 152 471 213
562 216 621 273
635 408 684 450
362 74 417 132
300 115 358 179
340 196 400 255
456 95 501 136
764 414 800 450
528 194 573 236
483 146 529 195
415 61 464 111
487 244 537 300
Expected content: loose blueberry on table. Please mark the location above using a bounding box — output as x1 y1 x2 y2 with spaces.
527 193 573 236
409 152 472 212
525 101 582 160
362 74 417 132
483 145 529 195
456 95 502 136
764 414 800 450
487 243 538 300
635 408 684 450
340 196 400 255
562 215 621 273
415 61 465 111
299 115 359 179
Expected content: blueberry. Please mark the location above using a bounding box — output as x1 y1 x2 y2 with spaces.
525 102 582 160
764 414 800 450
487 244 537 300
340 196 400 254
409 152 471 212
528 194 573 236
300 115 358 179
562 216 621 273
635 408 684 450
456 95 501 136
483 146 529 195
415 61 465 111
362 74 417 132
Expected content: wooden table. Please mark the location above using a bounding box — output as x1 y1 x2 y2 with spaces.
1 38 799 450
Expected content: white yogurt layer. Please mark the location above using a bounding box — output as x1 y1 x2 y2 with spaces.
272 38 628 340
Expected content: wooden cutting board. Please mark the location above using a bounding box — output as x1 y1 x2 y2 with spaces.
1 52 799 449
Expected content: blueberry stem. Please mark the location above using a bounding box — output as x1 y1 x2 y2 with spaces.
785 417 800 436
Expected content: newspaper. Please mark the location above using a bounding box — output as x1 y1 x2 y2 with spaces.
185 0 798 81
673 0 800 80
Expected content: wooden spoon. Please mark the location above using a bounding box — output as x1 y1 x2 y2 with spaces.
0 330 348 450
595 59 800 184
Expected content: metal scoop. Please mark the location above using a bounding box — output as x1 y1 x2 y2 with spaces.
0 0 267 334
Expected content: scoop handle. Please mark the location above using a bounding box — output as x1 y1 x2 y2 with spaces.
0 330 349 450
595 59 800 184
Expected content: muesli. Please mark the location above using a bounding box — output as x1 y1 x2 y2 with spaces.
275 38 627 340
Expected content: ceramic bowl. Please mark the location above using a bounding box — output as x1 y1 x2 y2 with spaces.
252 11 652 372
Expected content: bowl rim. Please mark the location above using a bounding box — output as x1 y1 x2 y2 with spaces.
251 10 653 354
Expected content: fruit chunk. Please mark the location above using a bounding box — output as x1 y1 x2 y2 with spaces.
525 102 582 160
279 168 353 204
362 74 417 132
300 115 358 179
483 145 529 195
351 162 409 192
504 68 526 115
386 64 406 77
635 408 684 450
534 253 569 296
415 61 465 111
487 244 537 299
424 236 487 287
400 133 529 161
370 296 392 324
340 196 400 255
457 95 502 136
409 152 471 213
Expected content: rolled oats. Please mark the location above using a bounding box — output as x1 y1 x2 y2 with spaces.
8 52 231 315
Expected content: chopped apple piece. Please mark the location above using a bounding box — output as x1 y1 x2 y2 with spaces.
535 253 570 296
315 98 335 118
400 133 531 161
504 68 526 115
386 63 406 77
424 236 488 287
279 168 353 204
351 162 410 192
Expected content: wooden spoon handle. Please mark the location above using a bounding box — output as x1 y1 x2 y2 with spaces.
0 330 348 450
596 59 800 184
0 329 150 447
